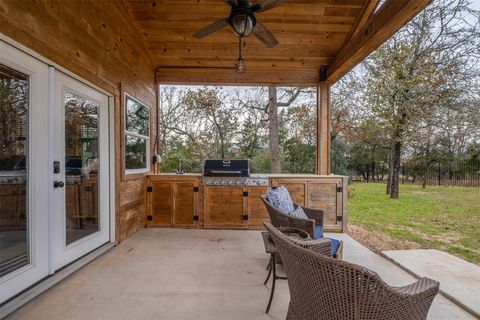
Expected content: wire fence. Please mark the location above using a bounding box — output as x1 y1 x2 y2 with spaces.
347 159 480 187
403 159 480 187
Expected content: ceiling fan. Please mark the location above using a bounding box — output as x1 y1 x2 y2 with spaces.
193 0 288 73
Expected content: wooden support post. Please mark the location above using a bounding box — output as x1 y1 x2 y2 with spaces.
317 82 330 175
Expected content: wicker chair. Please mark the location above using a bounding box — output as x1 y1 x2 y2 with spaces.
261 195 323 239
264 222 440 320
261 195 343 259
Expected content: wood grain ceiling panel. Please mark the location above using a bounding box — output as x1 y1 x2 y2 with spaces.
126 0 367 84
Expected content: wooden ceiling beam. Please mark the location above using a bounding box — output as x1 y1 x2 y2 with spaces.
156 67 319 86
326 0 432 84
342 0 381 47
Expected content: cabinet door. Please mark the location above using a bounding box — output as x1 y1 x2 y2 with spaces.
205 187 246 228
247 186 269 229
271 179 307 206
149 181 172 226
308 179 343 231
173 181 197 226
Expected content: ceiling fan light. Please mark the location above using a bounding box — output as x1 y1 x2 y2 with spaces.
232 13 254 37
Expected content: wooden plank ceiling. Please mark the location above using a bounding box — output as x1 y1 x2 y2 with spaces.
125 0 430 85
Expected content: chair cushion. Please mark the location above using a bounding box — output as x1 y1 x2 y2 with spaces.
267 187 295 214
315 225 323 239
327 237 341 258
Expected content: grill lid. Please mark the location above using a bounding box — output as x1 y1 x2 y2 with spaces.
203 159 250 177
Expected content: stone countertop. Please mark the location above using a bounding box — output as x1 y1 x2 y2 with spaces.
148 173 346 178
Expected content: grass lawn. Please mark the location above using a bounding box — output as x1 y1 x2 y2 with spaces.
348 182 480 265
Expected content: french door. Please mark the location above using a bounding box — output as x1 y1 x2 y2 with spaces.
0 40 110 303
0 41 50 303
50 71 110 271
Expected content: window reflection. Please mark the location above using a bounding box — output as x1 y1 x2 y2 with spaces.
0 63 29 277
126 97 149 136
125 135 147 170
64 92 100 245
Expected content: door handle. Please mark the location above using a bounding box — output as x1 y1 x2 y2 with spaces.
54 181 65 188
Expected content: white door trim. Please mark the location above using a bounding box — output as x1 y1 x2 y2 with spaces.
0 40 50 304
50 71 110 271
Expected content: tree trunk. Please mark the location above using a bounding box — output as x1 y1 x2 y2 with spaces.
371 161 376 182
386 143 394 195
390 140 401 199
366 163 370 183
361 170 367 181
268 86 281 173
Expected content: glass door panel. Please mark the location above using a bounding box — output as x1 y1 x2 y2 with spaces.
0 63 29 277
51 71 109 271
0 40 49 304
64 92 100 245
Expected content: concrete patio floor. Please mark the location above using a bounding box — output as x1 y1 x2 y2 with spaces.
5 228 476 320
383 249 480 318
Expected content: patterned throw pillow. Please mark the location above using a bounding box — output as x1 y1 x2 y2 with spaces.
291 205 308 219
267 187 295 213
267 187 308 219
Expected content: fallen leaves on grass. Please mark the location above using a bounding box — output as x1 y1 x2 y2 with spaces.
348 224 423 253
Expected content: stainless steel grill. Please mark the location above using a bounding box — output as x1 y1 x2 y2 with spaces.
202 175 269 187
203 159 250 177
202 159 269 186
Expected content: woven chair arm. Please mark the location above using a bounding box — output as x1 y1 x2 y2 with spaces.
299 205 324 226
392 277 440 297
285 215 316 239
290 237 333 257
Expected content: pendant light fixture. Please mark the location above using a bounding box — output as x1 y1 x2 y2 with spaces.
235 37 246 74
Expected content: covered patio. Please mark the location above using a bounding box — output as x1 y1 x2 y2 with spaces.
4 229 474 319
3 0 476 319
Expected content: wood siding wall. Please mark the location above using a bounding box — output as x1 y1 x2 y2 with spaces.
0 0 156 242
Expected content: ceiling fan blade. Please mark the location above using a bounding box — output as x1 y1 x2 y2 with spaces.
252 21 279 48
255 0 288 13
193 19 229 38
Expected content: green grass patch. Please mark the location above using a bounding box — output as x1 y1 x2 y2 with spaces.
348 183 480 264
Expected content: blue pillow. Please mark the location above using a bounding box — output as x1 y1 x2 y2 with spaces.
267 187 295 213
327 238 341 258
315 225 324 239
291 205 308 219
267 187 307 219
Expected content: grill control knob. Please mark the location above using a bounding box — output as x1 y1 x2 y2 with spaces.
220 181 226 185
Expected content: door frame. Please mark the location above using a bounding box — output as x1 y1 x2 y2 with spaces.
0 34 117 270
0 39 50 304
49 70 111 271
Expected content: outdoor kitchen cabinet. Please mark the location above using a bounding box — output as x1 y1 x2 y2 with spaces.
270 176 348 232
246 186 269 229
204 186 247 229
204 186 269 229
146 175 202 228
146 174 348 232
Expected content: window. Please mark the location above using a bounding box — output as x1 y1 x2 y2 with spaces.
124 93 150 173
